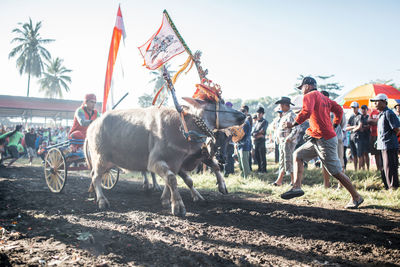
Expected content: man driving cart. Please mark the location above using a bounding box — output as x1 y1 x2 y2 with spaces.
68 94 100 152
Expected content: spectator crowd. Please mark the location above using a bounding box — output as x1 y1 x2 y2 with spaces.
0 125 70 167
220 77 398 208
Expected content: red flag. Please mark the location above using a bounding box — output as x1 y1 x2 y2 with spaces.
138 13 185 70
103 5 126 113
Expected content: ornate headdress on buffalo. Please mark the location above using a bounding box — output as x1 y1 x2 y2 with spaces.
192 78 222 103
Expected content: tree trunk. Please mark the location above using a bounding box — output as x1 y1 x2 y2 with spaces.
27 72 31 97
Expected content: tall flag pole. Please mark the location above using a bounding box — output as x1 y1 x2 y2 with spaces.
103 5 126 113
162 10 208 82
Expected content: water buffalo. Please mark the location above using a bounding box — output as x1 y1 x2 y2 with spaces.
85 97 245 216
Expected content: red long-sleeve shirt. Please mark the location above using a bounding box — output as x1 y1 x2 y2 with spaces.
295 90 343 140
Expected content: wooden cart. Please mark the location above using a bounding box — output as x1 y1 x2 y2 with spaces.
43 139 119 193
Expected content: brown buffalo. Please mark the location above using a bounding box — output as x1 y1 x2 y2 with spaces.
85 98 245 216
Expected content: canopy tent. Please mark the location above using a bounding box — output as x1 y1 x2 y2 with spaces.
0 95 102 124
339 84 400 108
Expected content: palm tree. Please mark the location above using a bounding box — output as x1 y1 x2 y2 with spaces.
38 57 72 98
137 93 154 108
8 18 54 97
148 64 175 106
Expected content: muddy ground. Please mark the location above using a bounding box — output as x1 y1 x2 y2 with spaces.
0 163 399 266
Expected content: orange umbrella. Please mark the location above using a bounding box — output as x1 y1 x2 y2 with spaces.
342 84 400 108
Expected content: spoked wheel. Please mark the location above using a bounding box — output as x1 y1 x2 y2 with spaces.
101 167 120 190
44 148 67 193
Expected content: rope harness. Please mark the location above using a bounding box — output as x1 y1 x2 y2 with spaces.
162 66 222 144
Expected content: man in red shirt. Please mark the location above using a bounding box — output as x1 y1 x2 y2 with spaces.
281 77 363 209
69 94 100 151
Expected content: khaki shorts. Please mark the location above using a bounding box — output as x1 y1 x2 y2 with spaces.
279 140 296 174
294 136 342 176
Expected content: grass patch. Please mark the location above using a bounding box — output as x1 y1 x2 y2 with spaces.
183 162 400 210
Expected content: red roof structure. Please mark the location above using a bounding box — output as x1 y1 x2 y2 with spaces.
0 95 102 121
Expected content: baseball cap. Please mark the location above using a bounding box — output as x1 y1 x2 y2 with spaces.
350 101 359 108
361 104 368 109
256 106 265 113
370 93 388 102
297 76 317 89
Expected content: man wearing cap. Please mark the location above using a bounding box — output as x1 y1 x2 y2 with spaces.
252 107 268 173
370 93 399 190
272 97 298 186
281 76 363 208
346 101 362 170
69 94 100 152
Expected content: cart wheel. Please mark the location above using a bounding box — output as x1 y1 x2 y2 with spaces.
44 148 67 193
101 167 120 190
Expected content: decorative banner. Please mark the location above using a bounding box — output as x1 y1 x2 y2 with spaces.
138 13 185 70
103 5 126 113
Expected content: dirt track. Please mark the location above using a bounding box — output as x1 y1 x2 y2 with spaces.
1 163 399 266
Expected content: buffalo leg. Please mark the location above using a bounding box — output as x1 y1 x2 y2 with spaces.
151 172 162 191
142 171 162 192
178 170 205 202
151 160 186 217
142 171 151 191
90 155 113 209
92 167 109 209
203 158 228 194
160 184 171 208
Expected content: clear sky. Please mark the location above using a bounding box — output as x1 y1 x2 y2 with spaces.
1 0 399 109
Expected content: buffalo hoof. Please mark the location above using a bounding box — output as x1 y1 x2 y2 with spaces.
143 182 151 191
172 200 186 217
98 198 110 209
218 182 228 195
192 188 205 202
